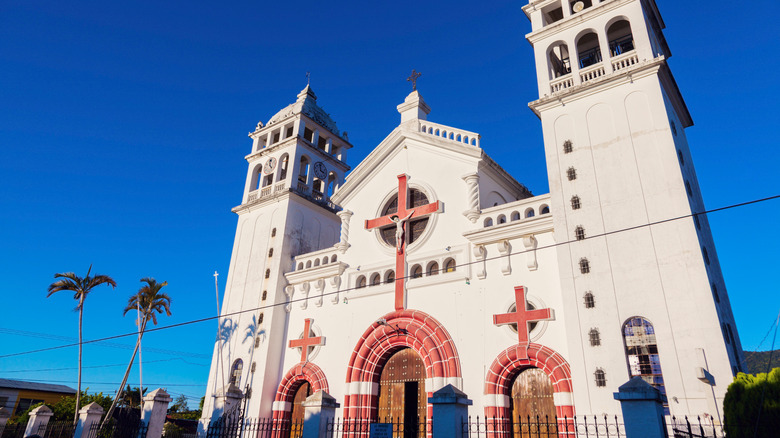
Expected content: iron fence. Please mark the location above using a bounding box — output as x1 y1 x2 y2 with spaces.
668 416 723 438
204 418 302 438
0 423 25 438
39 421 76 438
326 417 431 438
462 415 624 438
87 420 148 438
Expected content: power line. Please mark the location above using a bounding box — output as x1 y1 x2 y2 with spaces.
0 193 778 361
0 358 207 374
5 378 205 387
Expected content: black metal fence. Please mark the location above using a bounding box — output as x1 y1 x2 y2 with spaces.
39 421 76 438
86 420 148 438
204 418 302 438
462 415 623 438
326 417 431 438
668 416 723 438
0 423 25 438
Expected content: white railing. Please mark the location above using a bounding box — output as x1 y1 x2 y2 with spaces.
477 194 552 229
246 181 287 204
419 121 480 148
297 181 310 195
580 63 605 84
611 51 639 72
293 247 341 271
550 74 574 93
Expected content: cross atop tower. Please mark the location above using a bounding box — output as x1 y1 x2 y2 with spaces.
407 69 422 91
289 318 324 362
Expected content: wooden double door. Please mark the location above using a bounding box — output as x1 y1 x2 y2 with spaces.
377 348 426 438
509 367 557 436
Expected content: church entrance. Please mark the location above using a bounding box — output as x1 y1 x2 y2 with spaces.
289 381 310 436
509 367 556 436
377 348 426 438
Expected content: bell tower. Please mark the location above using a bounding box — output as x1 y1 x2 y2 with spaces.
201 86 351 423
523 0 742 420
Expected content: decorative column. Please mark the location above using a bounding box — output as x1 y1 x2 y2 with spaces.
141 388 172 438
429 385 472 438
336 210 353 253
462 173 481 223
613 377 668 438
74 402 104 438
213 384 243 421
301 391 340 438
25 405 53 437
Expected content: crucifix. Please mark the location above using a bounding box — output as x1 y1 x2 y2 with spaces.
365 174 441 310
288 318 324 362
493 286 554 359
407 69 422 91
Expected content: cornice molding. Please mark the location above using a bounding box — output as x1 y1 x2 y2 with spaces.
463 216 554 245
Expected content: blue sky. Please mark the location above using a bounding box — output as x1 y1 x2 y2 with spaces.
1 0 778 408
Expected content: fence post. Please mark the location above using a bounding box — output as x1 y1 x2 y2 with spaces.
0 407 11 431
301 390 340 438
74 402 104 438
142 388 173 438
613 377 668 438
25 404 53 437
429 384 472 438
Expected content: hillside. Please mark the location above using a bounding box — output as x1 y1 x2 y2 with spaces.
744 350 780 374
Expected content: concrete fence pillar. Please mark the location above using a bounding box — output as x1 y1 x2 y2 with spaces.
74 402 104 438
25 405 53 437
0 407 12 429
429 384 472 438
142 388 173 438
613 377 668 438
301 390 339 438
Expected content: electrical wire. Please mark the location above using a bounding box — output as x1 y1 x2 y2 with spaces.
0 193 778 361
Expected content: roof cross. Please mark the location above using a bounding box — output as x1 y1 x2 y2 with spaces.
407 69 422 91
493 286 554 359
365 174 441 310
288 318 324 362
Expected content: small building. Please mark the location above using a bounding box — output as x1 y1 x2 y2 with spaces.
0 378 76 416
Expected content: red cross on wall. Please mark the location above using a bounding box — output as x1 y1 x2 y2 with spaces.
493 286 554 359
365 174 442 311
289 318 324 362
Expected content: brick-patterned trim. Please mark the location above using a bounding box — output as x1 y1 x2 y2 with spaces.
343 310 462 435
484 343 574 436
270 362 329 438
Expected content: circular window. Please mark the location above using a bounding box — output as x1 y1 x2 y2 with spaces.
379 188 431 248
507 302 539 334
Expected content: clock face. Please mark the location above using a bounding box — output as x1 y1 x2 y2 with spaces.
313 162 327 179
263 157 277 174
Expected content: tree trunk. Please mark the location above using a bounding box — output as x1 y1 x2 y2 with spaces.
73 295 84 427
101 319 147 428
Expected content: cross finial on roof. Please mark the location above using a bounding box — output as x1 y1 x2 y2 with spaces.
306 71 311 86
407 69 421 91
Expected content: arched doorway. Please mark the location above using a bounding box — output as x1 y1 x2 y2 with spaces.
377 348 426 437
289 381 311 425
509 368 556 436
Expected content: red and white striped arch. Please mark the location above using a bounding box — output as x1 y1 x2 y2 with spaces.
484 343 574 421
271 361 329 432
343 309 462 428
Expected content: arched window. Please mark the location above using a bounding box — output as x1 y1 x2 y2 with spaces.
510 211 521 221
278 154 289 181
370 273 381 286
583 292 595 308
258 313 264 324
540 205 550 214
484 218 493 227
577 32 602 68
549 42 571 78
607 19 634 56
525 208 535 218
589 328 601 346
356 275 367 289
385 270 395 284
331 254 337 263
313 259 320 267
410 264 423 279
571 196 581 210
563 139 573 153
444 258 456 273
264 269 270 279
427 261 439 276
298 156 310 183
579 258 590 274
268 248 274 258
575 226 586 241
623 317 667 407
594 368 606 387
567 167 577 181
305 260 312 269
497 214 506 224
313 179 324 194
261 290 267 301
271 228 277 237
297 262 303 270
229 359 243 386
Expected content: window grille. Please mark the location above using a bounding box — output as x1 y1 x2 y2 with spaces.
685 180 692 196
584 292 595 308
711 283 720 303
563 140 573 154
268 248 273 258
571 196 581 210
677 149 684 166
589 328 601 346
271 228 276 237
594 369 606 387
264 269 270 279
567 167 577 181
575 226 586 241
702 247 710 265
262 290 267 301
579 258 590 274
258 313 264 324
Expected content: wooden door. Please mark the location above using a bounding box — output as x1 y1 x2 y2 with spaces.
377 348 426 437
510 368 556 437
289 381 311 436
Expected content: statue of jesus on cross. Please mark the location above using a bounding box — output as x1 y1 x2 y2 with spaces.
390 211 414 254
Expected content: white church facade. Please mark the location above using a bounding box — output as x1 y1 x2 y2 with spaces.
201 0 743 432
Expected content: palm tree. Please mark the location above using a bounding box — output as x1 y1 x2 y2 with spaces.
102 278 170 427
47 265 116 426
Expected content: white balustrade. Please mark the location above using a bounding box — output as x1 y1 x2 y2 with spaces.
246 181 290 204
611 52 639 72
477 195 552 230
580 63 606 84
550 75 574 93
418 121 480 148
